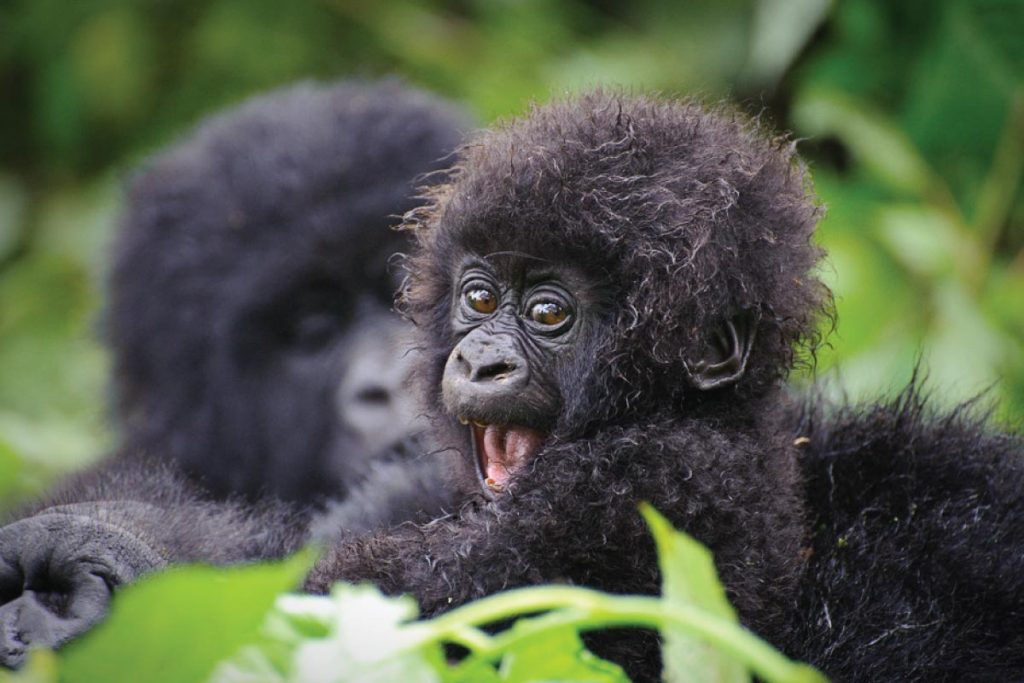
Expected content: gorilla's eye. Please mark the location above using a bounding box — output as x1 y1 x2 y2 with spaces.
465 288 498 315
293 312 342 352
529 301 568 326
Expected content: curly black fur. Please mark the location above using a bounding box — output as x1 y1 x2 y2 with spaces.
304 91 1024 682
106 79 469 501
402 93 830 433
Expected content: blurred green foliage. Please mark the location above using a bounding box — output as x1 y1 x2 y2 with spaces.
0 0 1021 506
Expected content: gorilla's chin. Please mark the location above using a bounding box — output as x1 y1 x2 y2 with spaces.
469 423 547 494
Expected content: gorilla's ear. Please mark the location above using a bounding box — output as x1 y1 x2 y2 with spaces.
686 311 756 390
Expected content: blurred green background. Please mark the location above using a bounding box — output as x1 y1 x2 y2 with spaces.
0 0 1021 507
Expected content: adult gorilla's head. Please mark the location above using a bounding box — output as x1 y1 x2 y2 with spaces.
400 91 829 495
108 80 470 501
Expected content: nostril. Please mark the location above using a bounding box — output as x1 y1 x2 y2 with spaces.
354 386 391 405
472 360 517 382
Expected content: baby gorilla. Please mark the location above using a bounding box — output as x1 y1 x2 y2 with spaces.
312 92 1024 680
2 91 1022 681
107 79 469 504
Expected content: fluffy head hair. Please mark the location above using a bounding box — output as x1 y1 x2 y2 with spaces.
402 91 830 428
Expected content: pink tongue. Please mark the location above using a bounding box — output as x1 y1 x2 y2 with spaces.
482 424 544 488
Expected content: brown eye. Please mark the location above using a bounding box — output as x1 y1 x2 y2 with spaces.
530 301 568 326
465 288 498 314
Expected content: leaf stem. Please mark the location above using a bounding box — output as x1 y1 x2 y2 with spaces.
443 625 495 652
422 586 825 683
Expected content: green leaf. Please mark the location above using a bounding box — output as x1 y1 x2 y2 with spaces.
0 650 58 683
0 436 24 504
444 658 502 683
873 205 963 279
641 505 827 683
642 508 737 624
955 0 1023 93
497 624 628 683
0 173 27 263
898 1 1021 215
59 552 312 683
792 87 936 197
924 279 1010 405
743 0 831 87
642 505 747 683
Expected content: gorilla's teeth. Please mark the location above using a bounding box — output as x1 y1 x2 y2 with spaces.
458 416 469 425
472 420 489 428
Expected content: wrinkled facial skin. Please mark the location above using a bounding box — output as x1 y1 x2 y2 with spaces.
440 254 596 495
437 248 758 497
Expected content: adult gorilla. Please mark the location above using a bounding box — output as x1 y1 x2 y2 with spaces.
2 92 1022 681
108 79 469 503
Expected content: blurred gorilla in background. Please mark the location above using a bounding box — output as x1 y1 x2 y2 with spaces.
106 79 471 505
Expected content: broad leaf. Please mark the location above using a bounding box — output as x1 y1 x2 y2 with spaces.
498 623 628 683
642 506 827 683
792 88 935 197
641 505 747 683
60 552 312 683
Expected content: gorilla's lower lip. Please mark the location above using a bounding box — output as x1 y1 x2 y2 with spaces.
469 423 546 494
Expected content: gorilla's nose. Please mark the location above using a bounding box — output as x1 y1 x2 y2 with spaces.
336 310 428 450
352 382 392 406
452 337 527 387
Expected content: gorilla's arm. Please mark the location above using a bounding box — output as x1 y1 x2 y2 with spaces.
23 456 309 562
0 457 307 667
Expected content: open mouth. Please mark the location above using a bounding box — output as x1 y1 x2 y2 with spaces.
464 420 546 494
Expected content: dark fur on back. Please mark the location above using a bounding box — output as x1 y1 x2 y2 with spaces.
106 80 469 500
789 385 1024 680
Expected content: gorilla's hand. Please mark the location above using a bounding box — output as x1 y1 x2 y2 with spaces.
0 505 166 668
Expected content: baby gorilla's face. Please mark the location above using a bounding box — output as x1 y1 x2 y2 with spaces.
437 247 759 497
440 253 596 495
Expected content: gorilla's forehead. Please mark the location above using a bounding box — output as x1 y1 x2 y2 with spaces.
451 249 610 295
439 203 622 281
